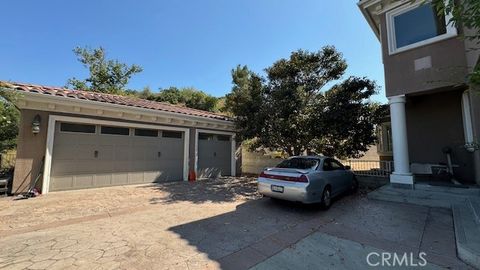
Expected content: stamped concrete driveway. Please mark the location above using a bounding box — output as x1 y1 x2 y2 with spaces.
0 178 470 270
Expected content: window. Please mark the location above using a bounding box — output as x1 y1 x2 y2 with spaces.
162 131 182 139
217 135 231 141
134 128 158 137
199 133 214 140
60 123 96 133
276 158 319 170
323 159 344 171
387 2 456 54
101 126 130 135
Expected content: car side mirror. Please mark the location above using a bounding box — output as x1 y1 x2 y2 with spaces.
344 165 351 170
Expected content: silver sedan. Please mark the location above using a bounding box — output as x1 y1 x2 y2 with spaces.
257 156 358 208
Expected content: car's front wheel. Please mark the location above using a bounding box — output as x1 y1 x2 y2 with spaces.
320 187 331 209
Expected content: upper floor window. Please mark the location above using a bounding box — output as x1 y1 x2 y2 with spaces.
387 2 456 54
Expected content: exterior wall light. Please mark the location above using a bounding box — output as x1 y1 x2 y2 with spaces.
32 114 41 134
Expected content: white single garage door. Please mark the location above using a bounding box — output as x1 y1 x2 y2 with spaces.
50 121 185 191
197 132 232 178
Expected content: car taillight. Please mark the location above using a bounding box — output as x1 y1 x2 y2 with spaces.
298 174 308 183
259 172 308 183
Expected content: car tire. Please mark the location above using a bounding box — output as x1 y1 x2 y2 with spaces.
350 175 359 194
320 187 331 210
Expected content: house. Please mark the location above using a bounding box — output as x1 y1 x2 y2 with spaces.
358 0 480 187
0 81 237 194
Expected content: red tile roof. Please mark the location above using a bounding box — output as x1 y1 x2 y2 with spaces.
1 81 231 121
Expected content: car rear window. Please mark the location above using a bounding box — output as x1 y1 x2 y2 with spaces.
276 158 319 170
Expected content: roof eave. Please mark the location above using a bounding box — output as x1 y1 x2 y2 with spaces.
5 88 235 130
357 0 381 40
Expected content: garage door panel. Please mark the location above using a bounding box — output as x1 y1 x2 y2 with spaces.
97 145 114 160
50 176 74 191
128 172 144 184
52 146 77 160
144 171 162 182
51 160 79 175
75 146 97 160
50 121 185 191
131 147 145 160
144 160 161 171
198 133 232 178
144 148 160 160
113 161 131 172
95 174 112 186
73 175 94 188
96 160 114 173
100 135 129 145
114 147 130 161
111 173 128 185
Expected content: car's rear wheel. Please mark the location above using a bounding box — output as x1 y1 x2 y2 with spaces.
320 187 331 209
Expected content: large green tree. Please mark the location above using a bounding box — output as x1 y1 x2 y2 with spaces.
225 66 265 140
226 47 386 158
309 77 387 158
0 85 19 153
67 46 143 94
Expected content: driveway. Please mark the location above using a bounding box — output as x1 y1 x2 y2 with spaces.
0 178 470 270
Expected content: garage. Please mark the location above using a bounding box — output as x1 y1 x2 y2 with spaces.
50 120 187 191
4 81 236 194
196 131 234 178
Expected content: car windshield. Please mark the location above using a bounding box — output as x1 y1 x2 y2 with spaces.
276 158 319 170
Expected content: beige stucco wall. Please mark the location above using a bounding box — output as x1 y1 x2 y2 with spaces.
406 90 475 183
241 149 284 175
379 14 468 97
12 110 50 193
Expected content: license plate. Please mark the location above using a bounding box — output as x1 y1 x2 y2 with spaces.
271 185 284 193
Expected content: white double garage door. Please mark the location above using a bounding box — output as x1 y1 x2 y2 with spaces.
49 120 232 192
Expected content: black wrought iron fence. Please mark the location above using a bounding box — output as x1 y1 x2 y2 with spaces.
342 160 393 177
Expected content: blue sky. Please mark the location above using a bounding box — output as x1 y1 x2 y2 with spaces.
0 0 386 103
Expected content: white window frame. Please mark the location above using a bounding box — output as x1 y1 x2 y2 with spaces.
42 115 190 194
386 1 457 55
58 122 97 135
195 129 236 178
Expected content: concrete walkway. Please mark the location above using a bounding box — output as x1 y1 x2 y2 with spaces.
369 184 480 268
251 232 443 270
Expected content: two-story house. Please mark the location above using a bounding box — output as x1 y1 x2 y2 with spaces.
358 0 480 187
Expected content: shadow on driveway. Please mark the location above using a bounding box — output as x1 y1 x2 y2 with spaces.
167 195 340 269
139 176 261 204
167 191 468 270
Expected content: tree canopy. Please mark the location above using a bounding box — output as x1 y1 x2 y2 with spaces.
65 47 224 112
226 47 387 158
66 46 143 94
0 86 19 153
134 86 222 112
